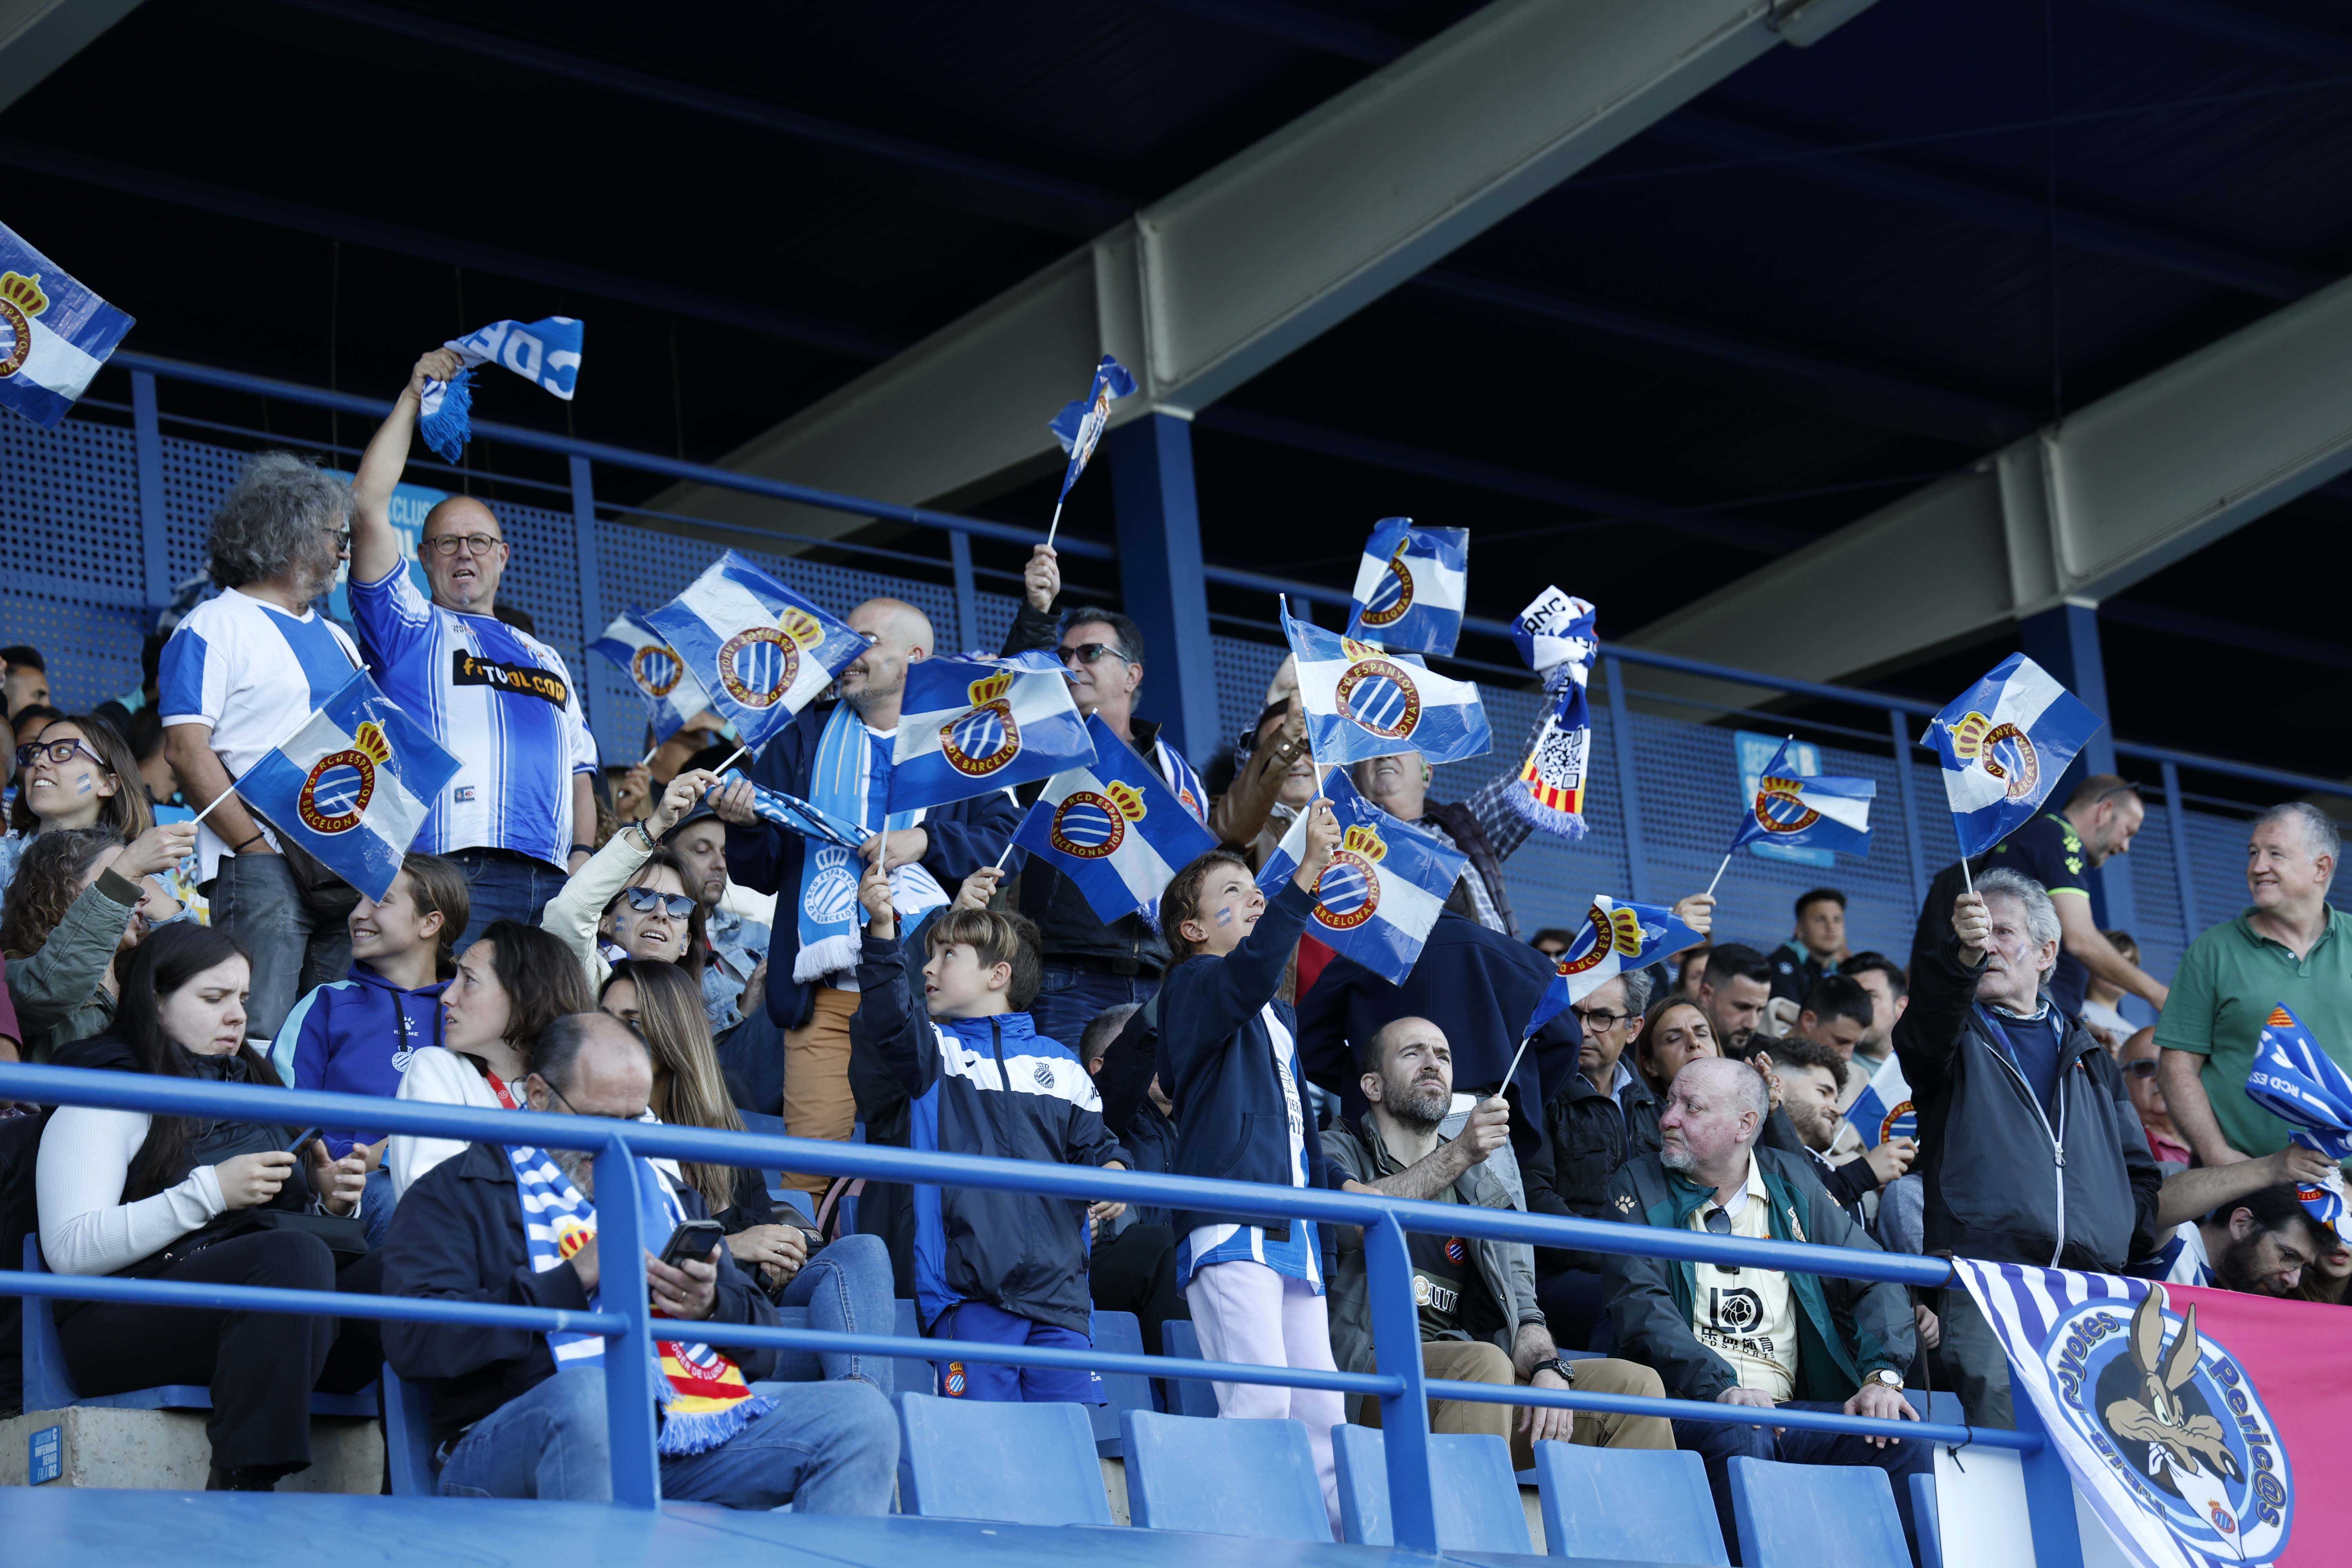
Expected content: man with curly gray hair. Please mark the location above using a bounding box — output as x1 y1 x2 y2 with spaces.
159 451 363 1040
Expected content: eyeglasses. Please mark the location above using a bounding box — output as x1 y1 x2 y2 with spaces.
321 526 352 550
2122 1058 2159 1079
1058 642 1132 668
621 887 697 920
16 737 105 770
423 532 505 558
1573 1006 1632 1031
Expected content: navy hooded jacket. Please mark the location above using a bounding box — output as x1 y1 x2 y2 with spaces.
270 960 448 1158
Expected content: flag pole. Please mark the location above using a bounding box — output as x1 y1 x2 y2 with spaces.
1045 500 1064 551
639 741 660 768
187 780 244 831
1494 1033 1535 1111
1703 851 1733 900
992 839 1016 872
708 743 750 778
1960 855 1975 894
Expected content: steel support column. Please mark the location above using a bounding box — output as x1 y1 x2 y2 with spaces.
1108 413 1219 763
2020 602 2136 933
569 456 604 730
1604 655 1651 902
130 368 170 612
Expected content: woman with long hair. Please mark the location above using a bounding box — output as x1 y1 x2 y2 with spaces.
2 820 196 1060
272 852 468 1243
388 919 592 1198
542 768 717 991
0 713 157 911
601 957 894 1394
36 923 375 1490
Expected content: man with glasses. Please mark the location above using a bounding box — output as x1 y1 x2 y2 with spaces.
348 348 601 946
1527 970 1661 1350
997 546 1209 1048
160 452 367 1040
2137 1153 2337 1296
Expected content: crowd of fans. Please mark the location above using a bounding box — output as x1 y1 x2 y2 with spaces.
0 347 2343 1561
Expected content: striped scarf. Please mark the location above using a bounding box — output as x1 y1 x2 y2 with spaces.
507 1144 774 1457
793 700 944 982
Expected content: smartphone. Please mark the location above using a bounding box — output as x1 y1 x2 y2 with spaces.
657 1218 726 1270
283 1127 325 1157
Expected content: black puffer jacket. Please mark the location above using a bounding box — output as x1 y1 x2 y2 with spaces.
1534 1064 1658 1277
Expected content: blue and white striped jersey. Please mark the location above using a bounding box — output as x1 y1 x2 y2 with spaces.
1176 1005 1323 1292
348 565 597 867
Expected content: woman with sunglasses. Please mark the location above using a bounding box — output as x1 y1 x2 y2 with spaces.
540 767 718 990
387 918 592 1197
0 715 156 915
1 820 198 1061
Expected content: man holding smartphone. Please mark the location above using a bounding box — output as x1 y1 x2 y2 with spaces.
382 1011 897 1508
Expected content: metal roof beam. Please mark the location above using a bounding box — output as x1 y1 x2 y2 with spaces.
0 0 142 114
655 0 1883 539
1624 266 2352 707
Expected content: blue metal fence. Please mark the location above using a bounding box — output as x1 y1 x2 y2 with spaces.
0 1061 2078 1559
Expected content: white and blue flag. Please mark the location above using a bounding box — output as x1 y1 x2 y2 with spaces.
234 670 460 903
1047 354 1136 507
1727 737 1874 858
889 650 1093 812
645 552 866 754
1923 653 2101 859
1843 1051 1916 1149
1255 772 1465 985
417 315 584 463
710 769 868 851
1526 895 1704 1037
1013 713 1218 927
1347 519 1468 657
2246 1004 2352 1163
0 222 135 428
1285 604 1490 767
590 609 711 744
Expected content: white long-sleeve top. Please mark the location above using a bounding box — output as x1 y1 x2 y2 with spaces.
37 1105 225 1276
388 1045 509 1199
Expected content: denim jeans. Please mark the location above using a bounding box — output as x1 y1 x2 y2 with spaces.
211 851 351 1042
756 1233 894 1397
1673 1399 1931 1566
1028 964 1158 1055
360 1165 397 1250
436 1365 897 1512
447 849 569 951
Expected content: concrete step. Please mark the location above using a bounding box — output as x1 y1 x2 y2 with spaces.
0 1406 383 1492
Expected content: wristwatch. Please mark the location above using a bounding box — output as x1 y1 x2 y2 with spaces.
1866 1368 1905 1392
1534 1357 1578 1385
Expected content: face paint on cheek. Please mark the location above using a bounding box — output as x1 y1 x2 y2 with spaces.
74 776 93 795
1215 907 1235 925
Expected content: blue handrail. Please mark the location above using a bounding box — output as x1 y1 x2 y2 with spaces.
0 1062 2063 1553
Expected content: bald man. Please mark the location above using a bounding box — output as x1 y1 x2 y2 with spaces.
351 348 601 943
713 593 1020 1187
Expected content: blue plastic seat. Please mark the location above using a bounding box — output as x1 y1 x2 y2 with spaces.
1911 1472 1943 1568
1532 1441 1728 1564
1120 1408 1330 1541
1926 1389 1962 1427
19 1236 377 1417
1154 1318 1219 1417
896 1392 1110 1526
893 1296 935 1397
383 1363 436 1496
1331 1423 1530 1552
1086 1310 1154 1457
1727 1454 1907 1568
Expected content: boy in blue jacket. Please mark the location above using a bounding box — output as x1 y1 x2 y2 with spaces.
1155 799 1342 1525
855 859 1129 1402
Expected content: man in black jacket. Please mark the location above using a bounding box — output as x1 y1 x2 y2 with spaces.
383 1013 897 1508
1898 870 2161 1428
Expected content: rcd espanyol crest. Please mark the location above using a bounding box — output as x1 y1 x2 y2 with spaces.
1357 539 1416 630
1049 780 1146 859
802 846 861 925
2049 1285 2292 1566
632 642 682 698
1552 902 1653 983
1332 637 1423 740
940 670 1021 778
0 271 49 378
1946 709 2041 803
718 606 825 710
1752 774 1821 835
298 720 391 834
1310 823 1386 932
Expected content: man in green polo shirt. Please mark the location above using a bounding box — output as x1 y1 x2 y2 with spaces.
2157 803 2348 1163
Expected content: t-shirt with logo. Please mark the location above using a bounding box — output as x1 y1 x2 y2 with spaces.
349 565 597 869
1409 1186 1472 1338
1686 1158 1799 1400
158 587 365 881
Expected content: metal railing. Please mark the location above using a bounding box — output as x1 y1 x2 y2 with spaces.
0 1062 2082 1560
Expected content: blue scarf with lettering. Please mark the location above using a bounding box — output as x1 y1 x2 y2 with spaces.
793 701 944 982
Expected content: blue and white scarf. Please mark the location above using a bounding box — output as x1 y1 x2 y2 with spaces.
418 316 584 463
793 701 946 982
508 1143 774 1457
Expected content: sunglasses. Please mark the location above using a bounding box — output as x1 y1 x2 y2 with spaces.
1058 642 1132 668
621 887 697 920
16 737 105 770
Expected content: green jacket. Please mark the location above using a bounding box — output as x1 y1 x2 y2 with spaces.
8 869 138 1062
1601 1145 1913 1405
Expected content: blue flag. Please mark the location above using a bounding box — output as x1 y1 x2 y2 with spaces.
1047 354 1136 506
1346 519 1468 657
1255 772 1466 985
1525 895 1704 1039
1285 604 1490 766
417 315 584 463
709 769 868 851
1922 653 2101 860
2246 1004 2352 1163
234 671 460 903
889 651 1094 812
1727 737 1875 858
590 609 711 744
1845 1052 1917 1149
0 222 135 428
1013 713 1218 927
645 552 867 753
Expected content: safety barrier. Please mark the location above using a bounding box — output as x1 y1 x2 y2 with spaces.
0 1062 2085 1561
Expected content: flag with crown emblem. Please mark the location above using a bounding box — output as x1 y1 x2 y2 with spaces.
0 221 135 428
2245 1005 2352 1164
1843 1051 1917 1150
1254 771 1466 985
1727 737 1875 858
1346 518 1468 657
645 552 867 753
1013 713 1218 926
590 609 712 744
888 650 1095 811
232 670 460 902
1924 653 2102 859
1285 603 1490 766
1525 895 1704 1038
1047 354 1136 508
